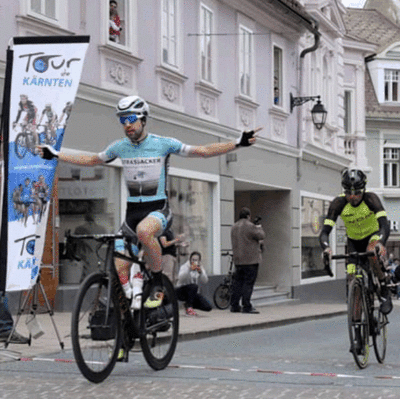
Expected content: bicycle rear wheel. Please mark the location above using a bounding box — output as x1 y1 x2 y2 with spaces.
372 299 388 363
71 272 122 383
140 274 179 370
347 278 370 369
213 284 231 309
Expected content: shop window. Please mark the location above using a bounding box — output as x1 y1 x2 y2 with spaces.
58 162 121 285
168 176 213 274
301 196 331 279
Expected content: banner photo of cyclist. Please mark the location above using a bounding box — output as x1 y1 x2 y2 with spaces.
0 36 90 292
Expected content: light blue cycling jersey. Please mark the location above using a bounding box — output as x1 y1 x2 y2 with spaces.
98 133 192 203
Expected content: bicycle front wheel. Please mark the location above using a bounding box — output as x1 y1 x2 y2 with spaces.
213 284 231 309
347 278 370 369
71 272 122 383
15 133 27 159
372 299 388 363
140 274 179 370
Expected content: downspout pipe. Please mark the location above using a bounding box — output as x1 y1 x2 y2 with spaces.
297 20 321 181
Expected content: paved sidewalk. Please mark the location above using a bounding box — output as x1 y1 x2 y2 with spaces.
0 301 347 362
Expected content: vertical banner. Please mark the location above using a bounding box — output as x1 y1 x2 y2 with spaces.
0 36 90 292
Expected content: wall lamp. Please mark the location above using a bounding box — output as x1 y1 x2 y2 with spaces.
290 93 327 130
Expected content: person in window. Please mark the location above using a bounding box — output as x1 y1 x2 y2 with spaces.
38 94 261 311
176 251 212 316
109 0 122 43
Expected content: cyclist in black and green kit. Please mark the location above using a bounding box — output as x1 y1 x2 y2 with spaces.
319 168 392 315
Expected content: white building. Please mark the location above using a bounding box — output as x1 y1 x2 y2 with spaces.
0 0 370 309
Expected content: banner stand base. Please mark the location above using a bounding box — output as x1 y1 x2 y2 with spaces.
4 268 64 350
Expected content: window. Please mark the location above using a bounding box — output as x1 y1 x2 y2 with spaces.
239 26 252 96
30 0 56 19
301 197 332 279
384 148 400 187
58 163 121 284
109 0 127 46
385 69 400 102
200 4 213 83
162 0 177 66
344 90 352 134
273 47 282 106
168 176 213 274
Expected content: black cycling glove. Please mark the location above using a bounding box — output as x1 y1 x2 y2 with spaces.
41 145 59 160
236 130 255 147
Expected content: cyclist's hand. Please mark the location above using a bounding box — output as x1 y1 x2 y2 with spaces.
367 240 386 261
322 247 333 277
37 144 59 160
236 127 263 147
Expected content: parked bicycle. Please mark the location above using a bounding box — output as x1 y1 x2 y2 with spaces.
213 252 234 309
324 249 393 369
68 232 179 383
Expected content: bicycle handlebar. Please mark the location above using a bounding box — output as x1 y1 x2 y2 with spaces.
221 252 232 257
323 247 380 278
66 232 125 241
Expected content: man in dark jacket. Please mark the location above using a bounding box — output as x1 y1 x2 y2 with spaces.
230 207 266 314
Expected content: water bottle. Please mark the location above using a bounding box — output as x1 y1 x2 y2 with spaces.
130 263 143 310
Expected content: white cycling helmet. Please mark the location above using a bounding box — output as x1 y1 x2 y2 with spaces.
116 95 149 118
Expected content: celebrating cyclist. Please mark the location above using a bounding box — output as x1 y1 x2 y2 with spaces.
38 95 261 308
319 168 392 315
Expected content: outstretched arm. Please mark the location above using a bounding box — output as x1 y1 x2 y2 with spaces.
37 145 104 166
189 127 262 158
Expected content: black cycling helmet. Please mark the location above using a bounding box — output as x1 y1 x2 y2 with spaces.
341 168 367 191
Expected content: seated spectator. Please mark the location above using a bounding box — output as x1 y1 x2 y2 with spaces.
0 295 29 344
176 251 212 316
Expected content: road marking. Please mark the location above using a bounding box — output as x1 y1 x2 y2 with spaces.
14 358 400 381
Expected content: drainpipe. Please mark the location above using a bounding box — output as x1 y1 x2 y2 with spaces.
297 23 321 181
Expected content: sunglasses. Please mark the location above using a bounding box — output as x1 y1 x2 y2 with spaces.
119 114 138 125
344 189 364 196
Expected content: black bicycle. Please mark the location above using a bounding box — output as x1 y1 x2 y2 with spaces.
69 232 179 383
213 252 234 309
324 250 390 369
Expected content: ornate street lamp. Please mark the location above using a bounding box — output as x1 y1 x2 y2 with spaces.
290 93 327 130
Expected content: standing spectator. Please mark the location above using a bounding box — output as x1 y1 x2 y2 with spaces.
109 0 122 43
158 229 185 284
0 296 29 344
176 251 212 316
230 207 266 314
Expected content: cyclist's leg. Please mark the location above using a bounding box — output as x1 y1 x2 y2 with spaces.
367 234 392 314
136 215 163 273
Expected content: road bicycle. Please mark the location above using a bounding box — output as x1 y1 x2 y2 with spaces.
324 250 391 369
68 232 179 383
13 123 55 159
213 252 234 309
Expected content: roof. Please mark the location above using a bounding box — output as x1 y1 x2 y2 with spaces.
344 8 400 119
343 8 400 53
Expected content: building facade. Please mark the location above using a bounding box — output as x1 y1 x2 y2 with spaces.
344 7 400 260
0 0 370 310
